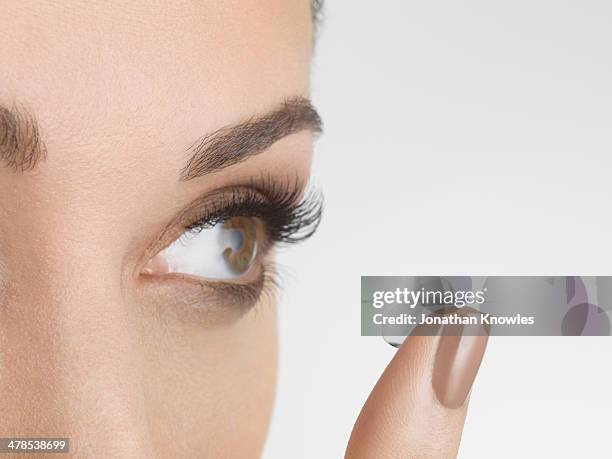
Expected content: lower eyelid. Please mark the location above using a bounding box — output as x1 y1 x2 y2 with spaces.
137 256 274 323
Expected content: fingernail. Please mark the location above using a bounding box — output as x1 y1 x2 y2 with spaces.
432 309 489 409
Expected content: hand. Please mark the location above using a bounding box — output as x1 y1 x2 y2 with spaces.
345 323 488 458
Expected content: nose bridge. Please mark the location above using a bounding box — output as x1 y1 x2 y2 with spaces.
0 219 154 456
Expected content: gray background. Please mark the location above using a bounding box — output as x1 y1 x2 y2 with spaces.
265 1 612 457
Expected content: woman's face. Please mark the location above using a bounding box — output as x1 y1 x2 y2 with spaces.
0 1 318 456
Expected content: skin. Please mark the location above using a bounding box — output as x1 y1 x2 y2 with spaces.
0 1 486 457
0 1 311 457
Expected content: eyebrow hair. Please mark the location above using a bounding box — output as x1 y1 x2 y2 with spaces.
0 97 322 178
0 104 47 172
180 96 322 181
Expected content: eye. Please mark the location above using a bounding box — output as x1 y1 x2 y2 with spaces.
143 216 259 280
140 177 323 298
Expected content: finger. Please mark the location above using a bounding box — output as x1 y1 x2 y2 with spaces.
345 313 488 459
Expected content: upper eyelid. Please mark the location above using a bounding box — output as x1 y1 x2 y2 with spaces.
139 176 322 277
168 173 304 231
171 184 292 234
186 184 323 243
141 179 303 257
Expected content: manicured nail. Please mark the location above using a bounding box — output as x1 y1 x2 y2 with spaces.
432 309 489 409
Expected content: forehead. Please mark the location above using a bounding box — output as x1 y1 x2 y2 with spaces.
0 0 312 164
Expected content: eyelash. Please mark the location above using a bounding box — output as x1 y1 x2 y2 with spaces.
185 176 324 249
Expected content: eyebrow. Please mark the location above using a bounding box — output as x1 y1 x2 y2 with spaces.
0 97 322 177
180 96 322 181
0 104 47 172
